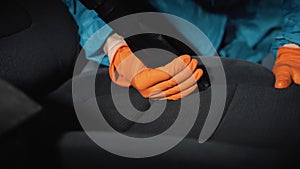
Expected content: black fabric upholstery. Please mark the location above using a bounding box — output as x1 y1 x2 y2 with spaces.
0 1 79 167
54 58 300 169
59 132 291 169
0 0 80 98
0 78 43 169
0 1 32 38
5 0 292 167
56 58 273 132
0 78 41 137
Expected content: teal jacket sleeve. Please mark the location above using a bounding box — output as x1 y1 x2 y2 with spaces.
271 0 300 57
62 0 112 66
148 0 227 56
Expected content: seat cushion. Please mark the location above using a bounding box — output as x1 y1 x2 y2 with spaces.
55 58 300 168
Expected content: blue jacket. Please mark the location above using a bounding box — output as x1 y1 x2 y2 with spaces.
149 0 283 63
63 0 299 65
272 0 300 57
62 0 112 66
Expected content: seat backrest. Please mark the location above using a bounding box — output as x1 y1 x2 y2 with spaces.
0 0 80 98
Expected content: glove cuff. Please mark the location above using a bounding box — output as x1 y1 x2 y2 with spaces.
103 33 127 63
277 46 300 59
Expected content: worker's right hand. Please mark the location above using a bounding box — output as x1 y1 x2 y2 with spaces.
104 33 203 100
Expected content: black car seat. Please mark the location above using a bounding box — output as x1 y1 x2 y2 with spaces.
56 57 300 169
1 0 300 169
0 0 80 98
0 0 79 168
50 1 300 169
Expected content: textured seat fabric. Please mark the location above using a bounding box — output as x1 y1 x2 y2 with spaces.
56 58 274 131
55 58 300 169
0 78 41 136
59 132 288 169
0 1 79 168
0 78 42 168
0 0 80 97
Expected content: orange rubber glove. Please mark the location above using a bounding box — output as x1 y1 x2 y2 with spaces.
103 33 203 100
273 44 300 88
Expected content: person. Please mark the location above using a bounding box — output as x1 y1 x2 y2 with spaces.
148 0 300 89
57 2 300 167
62 0 300 100
62 0 202 100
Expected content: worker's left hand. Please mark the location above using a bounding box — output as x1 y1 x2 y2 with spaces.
273 44 300 88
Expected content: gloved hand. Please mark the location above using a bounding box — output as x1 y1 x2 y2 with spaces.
104 33 203 100
273 44 300 88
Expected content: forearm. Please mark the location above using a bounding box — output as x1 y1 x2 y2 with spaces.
62 0 113 66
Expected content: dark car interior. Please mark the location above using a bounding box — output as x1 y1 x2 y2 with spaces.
1 0 300 169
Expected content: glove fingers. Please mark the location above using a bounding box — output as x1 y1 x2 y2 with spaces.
158 55 192 77
150 69 203 99
273 65 292 88
132 55 192 91
291 67 300 85
132 68 173 91
172 59 199 83
141 59 199 95
161 83 198 101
